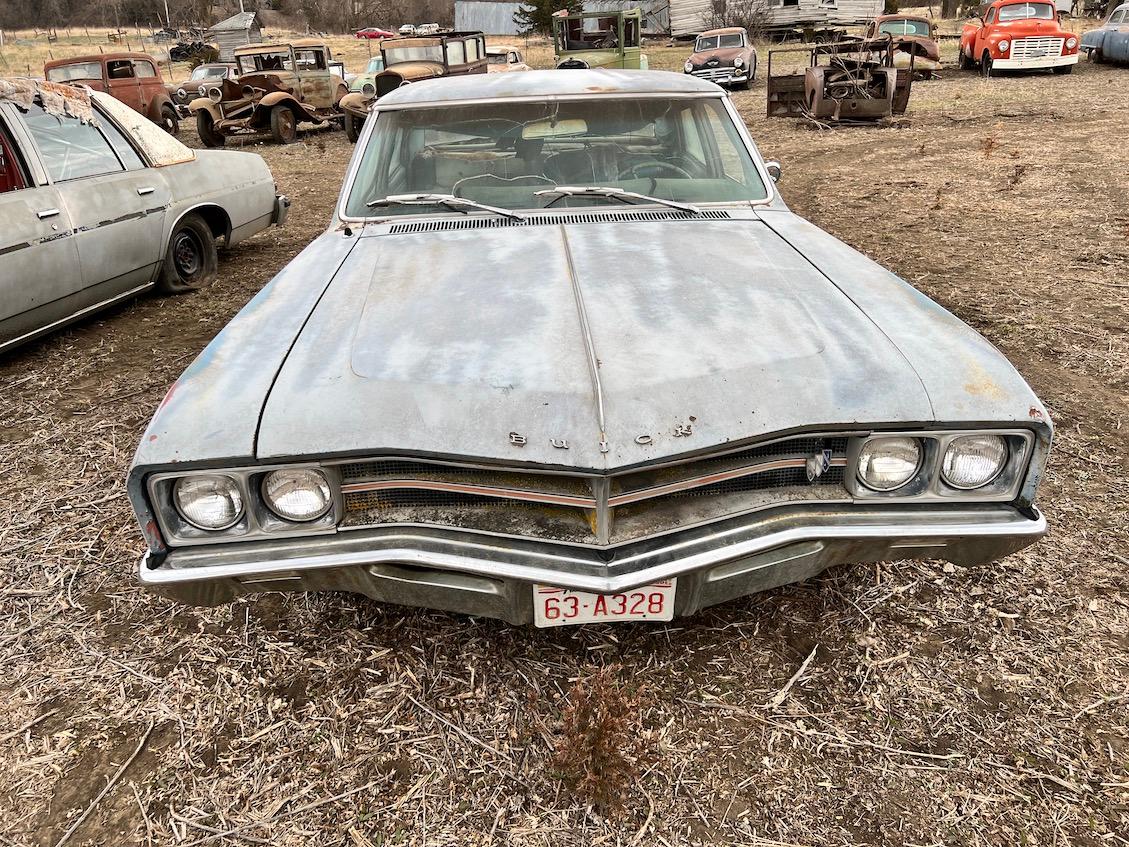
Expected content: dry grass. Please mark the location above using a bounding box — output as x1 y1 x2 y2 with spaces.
1 22 1128 847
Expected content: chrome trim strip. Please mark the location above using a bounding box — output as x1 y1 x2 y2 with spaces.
558 224 607 439
0 282 153 355
341 478 597 508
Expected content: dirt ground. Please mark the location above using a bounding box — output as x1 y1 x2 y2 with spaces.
1 37 1127 847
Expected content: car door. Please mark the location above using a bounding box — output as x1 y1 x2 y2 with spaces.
20 97 169 298
132 58 164 117
1110 10 1129 61
105 58 143 113
0 105 83 351
976 7 996 57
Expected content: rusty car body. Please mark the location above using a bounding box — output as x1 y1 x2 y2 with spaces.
552 8 647 69
486 46 532 72
127 70 1050 626
188 39 348 146
168 63 238 114
684 27 757 88
44 52 179 133
0 78 287 354
1081 2 1129 63
339 32 487 142
863 14 942 77
767 39 913 122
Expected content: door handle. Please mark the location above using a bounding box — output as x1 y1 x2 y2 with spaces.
137 186 155 196
37 208 60 219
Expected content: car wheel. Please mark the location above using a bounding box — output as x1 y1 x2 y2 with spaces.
160 104 179 135
345 113 363 143
1090 48 1103 63
196 110 225 148
981 52 993 78
156 213 218 295
958 48 973 70
270 105 298 144
1052 63 1073 74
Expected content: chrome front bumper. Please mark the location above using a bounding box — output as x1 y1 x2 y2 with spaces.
271 194 291 227
993 54 1078 69
139 504 1046 623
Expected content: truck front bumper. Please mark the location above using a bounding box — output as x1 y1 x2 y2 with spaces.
139 504 1046 624
993 54 1078 69
271 194 290 226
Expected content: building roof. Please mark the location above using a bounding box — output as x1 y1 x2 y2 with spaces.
699 27 747 35
375 69 721 108
208 11 258 33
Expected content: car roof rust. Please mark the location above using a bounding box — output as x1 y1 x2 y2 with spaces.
233 39 328 55
699 27 747 36
44 52 158 69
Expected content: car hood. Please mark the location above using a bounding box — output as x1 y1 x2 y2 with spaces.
256 215 942 469
689 46 747 64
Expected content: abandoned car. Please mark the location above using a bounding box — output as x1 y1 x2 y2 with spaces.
45 52 179 133
863 14 942 77
486 46 532 72
168 63 238 113
339 32 487 142
128 70 1050 626
684 27 757 88
1081 2 1129 63
553 8 647 69
959 0 1079 75
0 79 288 354
189 39 348 146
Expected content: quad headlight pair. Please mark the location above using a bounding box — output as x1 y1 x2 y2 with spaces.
174 469 332 530
857 434 1009 492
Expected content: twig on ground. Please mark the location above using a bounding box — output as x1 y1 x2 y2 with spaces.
766 645 818 710
0 709 57 745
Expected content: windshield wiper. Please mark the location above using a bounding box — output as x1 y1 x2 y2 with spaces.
366 193 526 221
534 186 701 215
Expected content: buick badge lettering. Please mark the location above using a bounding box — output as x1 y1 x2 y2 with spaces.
508 432 527 446
550 438 569 450
599 440 609 454
635 434 653 445
673 423 693 438
806 448 832 482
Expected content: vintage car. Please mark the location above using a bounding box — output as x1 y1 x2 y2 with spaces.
553 8 647 69
863 14 942 77
339 32 487 142
0 78 288 354
44 52 179 133
355 27 396 39
127 71 1051 627
398 24 417 36
168 63 238 113
189 39 348 146
684 27 757 88
1081 2 1129 62
959 0 1080 75
486 46 532 72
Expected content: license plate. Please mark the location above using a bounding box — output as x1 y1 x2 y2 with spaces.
533 581 675 627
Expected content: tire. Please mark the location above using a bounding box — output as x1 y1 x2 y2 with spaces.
159 103 179 135
958 48 974 71
1090 48 1104 63
195 110 225 148
345 113 363 143
156 213 218 294
981 52 993 78
1052 63 1073 74
270 104 297 144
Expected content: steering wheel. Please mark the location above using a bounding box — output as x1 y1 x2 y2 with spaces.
617 160 693 180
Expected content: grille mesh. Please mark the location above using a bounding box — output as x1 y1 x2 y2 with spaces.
388 209 732 233
1010 37 1064 60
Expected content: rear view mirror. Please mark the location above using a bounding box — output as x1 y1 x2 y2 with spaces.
765 160 783 183
522 118 588 140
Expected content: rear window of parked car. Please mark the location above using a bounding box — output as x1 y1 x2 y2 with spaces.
46 62 102 82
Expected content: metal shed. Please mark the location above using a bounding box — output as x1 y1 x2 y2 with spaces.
207 11 263 62
455 0 670 35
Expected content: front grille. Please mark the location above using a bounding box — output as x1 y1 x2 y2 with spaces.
386 209 732 234
336 435 852 546
691 66 738 81
1009 37 1064 60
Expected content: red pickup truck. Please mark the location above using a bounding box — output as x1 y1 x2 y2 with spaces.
959 0 1079 76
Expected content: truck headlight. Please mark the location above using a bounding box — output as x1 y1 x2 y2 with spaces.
684 60 694 73
174 475 244 530
207 86 223 103
998 39 1009 52
1066 37 1077 49
942 434 1007 490
262 469 332 522
857 437 921 491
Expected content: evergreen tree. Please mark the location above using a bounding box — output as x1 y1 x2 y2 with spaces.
513 0 584 37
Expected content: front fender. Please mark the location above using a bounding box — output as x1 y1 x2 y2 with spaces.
257 91 315 122
338 91 372 119
188 98 222 121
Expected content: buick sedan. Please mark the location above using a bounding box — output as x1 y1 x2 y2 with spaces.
128 71 1051 626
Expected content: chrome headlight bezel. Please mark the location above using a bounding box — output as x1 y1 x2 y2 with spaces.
941 434 1008 490
262 468 333 523
173 474 244 530
856 436 923 492
684 60 694 73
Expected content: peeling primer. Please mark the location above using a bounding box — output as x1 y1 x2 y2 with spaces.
962 360 1007 400
0 78 96 123
90 92 195 166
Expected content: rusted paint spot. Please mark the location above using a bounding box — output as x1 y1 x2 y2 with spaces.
963 362 1005 400
148 435 158 442
1028 406 1044 420
158 381 179 410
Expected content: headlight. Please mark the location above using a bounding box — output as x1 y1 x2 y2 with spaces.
361 82 376 97
197 85 207 96
684 60 694 73
241 84 256 99
174 475 243 530
857 437 921 491
942 434 1007 489
262 469 332 522
733 56 744 68
207 86 222 103
998 39 1009 52
1066 37 1077 49
176 87 187 99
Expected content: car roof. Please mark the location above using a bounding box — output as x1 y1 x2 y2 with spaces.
44 52 156 68
699 27 746 36
376 69 721 107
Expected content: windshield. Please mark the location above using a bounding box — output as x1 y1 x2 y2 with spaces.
191 66 227 80
998 2 1055 20
878 19 931 35
46 62 102 82
383 44 444 64
695 33 744 51
237 51 292 73
366 57 385 72
345 97 769 218
486 53 508 64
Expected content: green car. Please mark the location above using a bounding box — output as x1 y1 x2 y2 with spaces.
348 55 386 94
552 8 648 69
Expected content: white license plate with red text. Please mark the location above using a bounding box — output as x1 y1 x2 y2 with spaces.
533 581 676 627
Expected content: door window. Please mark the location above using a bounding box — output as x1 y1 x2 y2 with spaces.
445 41 466 65
0 119 29 192
22 104 126 182
1111 9 1126 22
985 8 996 23
106 60 135 79
294 49 327 70
132 60 158 78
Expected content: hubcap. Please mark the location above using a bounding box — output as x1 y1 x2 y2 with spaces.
172 230 202 279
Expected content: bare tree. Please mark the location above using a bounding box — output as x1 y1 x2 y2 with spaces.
704 0 771 38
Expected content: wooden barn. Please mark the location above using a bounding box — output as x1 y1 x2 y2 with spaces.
207 11 263 62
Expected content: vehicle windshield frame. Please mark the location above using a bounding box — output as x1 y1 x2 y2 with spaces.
877 19 931 35
337 92 776 222
997 2 1055 21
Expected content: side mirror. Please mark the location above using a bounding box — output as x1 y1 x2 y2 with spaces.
765 160 783 183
